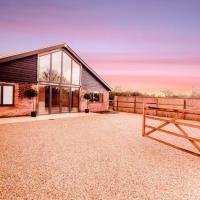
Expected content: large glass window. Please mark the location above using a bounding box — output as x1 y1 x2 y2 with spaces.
39 54 50 81
39 50 81 85
72 61 81 85
62 52 71 84
51 51 62 82
0 85 14 106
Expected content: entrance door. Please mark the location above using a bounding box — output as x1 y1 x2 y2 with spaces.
51 86 61 113
38 85 50 114
38 85 79 114
61 87 70 112
71 88 79 112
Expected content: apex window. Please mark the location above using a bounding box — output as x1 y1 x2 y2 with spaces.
39 51 81 85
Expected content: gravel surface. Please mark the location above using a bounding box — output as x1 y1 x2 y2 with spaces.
0 113 200 200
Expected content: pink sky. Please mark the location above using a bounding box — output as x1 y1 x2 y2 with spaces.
0 0 200 93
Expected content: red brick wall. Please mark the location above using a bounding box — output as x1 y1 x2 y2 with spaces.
0 83 109 116
0 82 36 117
80 89 109 112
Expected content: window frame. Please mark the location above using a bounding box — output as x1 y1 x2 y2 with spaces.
71 60 81 86
38 53 51 82
62 51 72 85
51 51 62 83
38 49 82 86
89 92 104 103
0 85 15 106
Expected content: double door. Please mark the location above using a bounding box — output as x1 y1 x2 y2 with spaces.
38 85 79 114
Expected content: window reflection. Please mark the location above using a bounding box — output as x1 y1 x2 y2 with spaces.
39 51 81 85
61 87 70 112
39 54 50 81
51 51 62 82
71 88 79 112
39 85 49 114
51 86 60 113
72 61 80 85
62 52 71 84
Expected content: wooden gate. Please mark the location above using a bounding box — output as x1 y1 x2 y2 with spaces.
142 104 200 156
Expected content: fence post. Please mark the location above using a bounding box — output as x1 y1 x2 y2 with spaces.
112 100 114 111
134 96 136 113
117 96 119 111
142 103 146 136
155 98 158 116
183 99 186 120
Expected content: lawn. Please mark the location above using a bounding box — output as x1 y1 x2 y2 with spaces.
0 113 200 200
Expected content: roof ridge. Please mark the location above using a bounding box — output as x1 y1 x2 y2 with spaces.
0 42 66 60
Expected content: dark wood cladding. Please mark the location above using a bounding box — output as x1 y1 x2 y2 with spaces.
65 48 110 91
82 67 107 91
0 55 38 83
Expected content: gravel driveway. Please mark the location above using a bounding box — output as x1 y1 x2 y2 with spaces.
0 113 200 200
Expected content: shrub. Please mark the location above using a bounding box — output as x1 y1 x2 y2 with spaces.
24 89 38 113
84 93 92 110
84 93 92 100
24 89 38 98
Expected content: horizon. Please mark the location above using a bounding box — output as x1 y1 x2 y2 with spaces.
0 0 200 94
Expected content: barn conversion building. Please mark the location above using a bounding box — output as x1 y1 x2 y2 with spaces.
0 43 111 117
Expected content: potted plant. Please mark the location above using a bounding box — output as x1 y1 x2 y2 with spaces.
24 89 38 117
84 93 91 113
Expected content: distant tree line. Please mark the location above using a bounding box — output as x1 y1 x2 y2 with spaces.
109 91 142 100
109 87 200 100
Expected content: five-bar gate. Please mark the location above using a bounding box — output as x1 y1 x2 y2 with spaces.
143 104 200 156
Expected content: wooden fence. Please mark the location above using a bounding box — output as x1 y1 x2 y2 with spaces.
112 96 200 121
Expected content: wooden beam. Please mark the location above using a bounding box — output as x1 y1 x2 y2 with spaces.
145 125 200 142
145 105 200 116
175 124 200 152
146 115 200 129
142 105 146 136
144 114 183 136
146 135 200 157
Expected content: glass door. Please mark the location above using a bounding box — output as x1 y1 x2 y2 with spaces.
51 86 61 113
61 87 70 112
71 88 79 112
38 85 79 114
38 85 50 114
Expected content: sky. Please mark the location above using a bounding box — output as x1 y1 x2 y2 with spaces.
0 0 200 94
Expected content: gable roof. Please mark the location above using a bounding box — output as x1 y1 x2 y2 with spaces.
0 43 112 91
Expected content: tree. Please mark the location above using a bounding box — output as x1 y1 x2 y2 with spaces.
161 89 175 97
84 93 92 110
40 69 62 82
24 89 38 114
109 90 142 100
